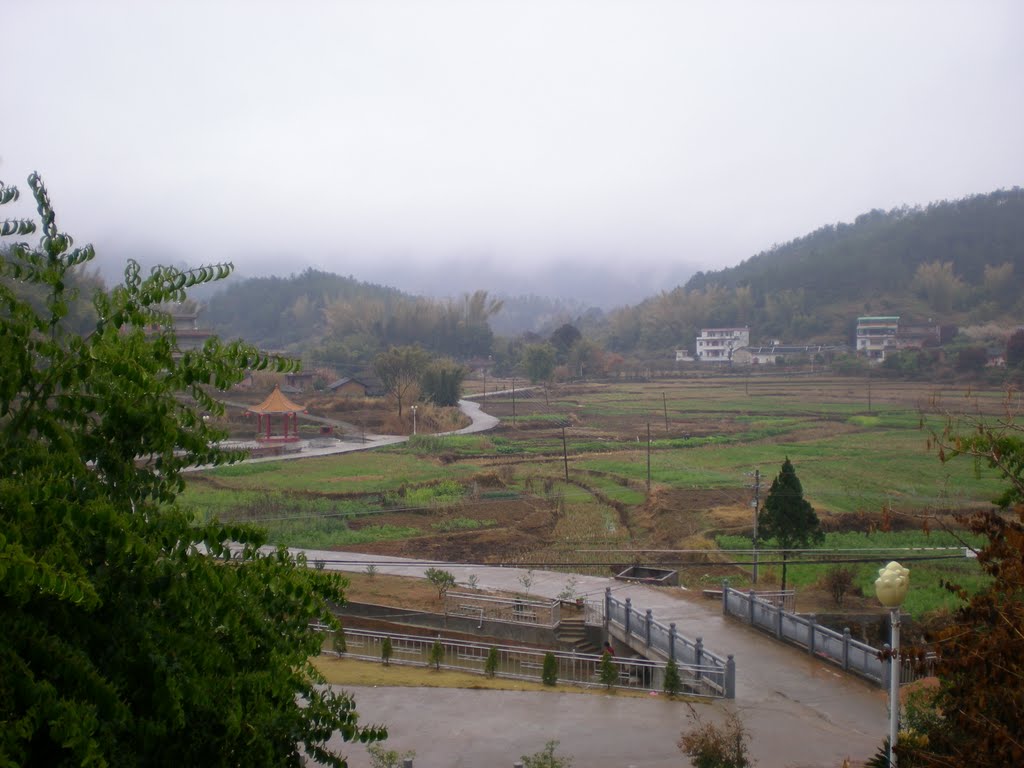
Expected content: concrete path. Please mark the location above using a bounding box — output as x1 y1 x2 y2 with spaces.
193 397 499 468
297 549 887 767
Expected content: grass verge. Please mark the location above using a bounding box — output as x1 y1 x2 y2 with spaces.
312 656 688 701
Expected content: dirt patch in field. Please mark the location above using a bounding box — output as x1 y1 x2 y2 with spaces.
342 497 556 563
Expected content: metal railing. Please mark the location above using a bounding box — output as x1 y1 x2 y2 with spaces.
444 592 560 627
603 589 735 698
721 582 934 687
320 628 730 698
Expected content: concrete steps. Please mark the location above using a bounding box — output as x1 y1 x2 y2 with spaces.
557 617 599 654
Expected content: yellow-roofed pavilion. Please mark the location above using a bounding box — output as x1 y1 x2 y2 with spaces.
247 385 306 442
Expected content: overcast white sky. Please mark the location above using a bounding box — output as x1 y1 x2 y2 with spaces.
3 0 1022 295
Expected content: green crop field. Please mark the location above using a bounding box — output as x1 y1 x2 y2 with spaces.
182 373 1014 614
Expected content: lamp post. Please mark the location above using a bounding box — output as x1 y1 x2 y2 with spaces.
411 404 418 435
875 561 910 767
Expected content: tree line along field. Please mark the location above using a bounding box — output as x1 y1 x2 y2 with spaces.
180 373 1013 618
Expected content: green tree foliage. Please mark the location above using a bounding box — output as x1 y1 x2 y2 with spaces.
955 345 989 373
911 260 966 313
484 646 499 678
419 358 467 406
898 413 1024 767
428 638 444 670
374 345 430 418
381 636 393 666
521 740 573 768
1006 329 1024 368
678 708 754 768
0 174 385 766
757 457 823 591
541 652 558 686
663 657 682 697
424 567 456 600
204 268 406 351
549 323 582 361
608 189 1024 355
522 343 557 384
598 651 618 689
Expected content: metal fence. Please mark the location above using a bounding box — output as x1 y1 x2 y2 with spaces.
323 628 730 698
444 592 560 627
604 589 735 698
721 583 933 687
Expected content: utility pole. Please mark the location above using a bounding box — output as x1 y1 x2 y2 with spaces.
753 468 761 581
512 377 517 425
646 422 652 492
561 427 569 481
662 392 669 431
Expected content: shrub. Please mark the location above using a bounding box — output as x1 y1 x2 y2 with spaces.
663 657 682 697
367 744 416 768
599 651 618 689
484 646 498 678
424 567 457 600
541 652 558 686
333 627 347 654
429 638 444 670
381 636 393 666
678 707 754 768
823 566 857 606
521 740 573 768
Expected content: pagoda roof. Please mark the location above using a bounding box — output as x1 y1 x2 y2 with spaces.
247 385 306 414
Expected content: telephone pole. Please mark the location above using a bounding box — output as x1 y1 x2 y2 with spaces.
751 469 761 584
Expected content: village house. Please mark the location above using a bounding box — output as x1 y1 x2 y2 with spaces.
695 327 750 362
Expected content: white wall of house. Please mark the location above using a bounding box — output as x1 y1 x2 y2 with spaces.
695 327 750 362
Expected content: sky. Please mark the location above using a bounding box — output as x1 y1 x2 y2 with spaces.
3 1 1023 303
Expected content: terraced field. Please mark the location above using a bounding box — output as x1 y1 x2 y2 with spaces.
182 373 1014 616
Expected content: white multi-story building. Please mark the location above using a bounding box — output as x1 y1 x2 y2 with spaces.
856 316 900 361
695 327 750 362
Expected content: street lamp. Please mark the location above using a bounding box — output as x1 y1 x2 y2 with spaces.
411 404 417 435
875 561 910 767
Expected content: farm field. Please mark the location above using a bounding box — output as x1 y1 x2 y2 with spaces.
181 373 1016 618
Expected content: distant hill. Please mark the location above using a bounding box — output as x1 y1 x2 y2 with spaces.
607 188 1024 354
203 269 406 349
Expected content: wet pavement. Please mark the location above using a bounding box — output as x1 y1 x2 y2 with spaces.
297 550 888 767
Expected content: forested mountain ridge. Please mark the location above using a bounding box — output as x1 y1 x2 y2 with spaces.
607 188 1024 354
203 269 406 349
200 188 1024 364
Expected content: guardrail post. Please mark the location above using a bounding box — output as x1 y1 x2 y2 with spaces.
722 579 729 614
748 589 756 626
624 597 632 636
775 600 784 639
808 614 816 656
881 643 892 690
669 622 677 661
695 636 703 682
725 654 736 699
645 609 653 646
842 627 851 671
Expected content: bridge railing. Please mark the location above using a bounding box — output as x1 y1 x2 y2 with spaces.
318 627 730 698
722 582 933 687
604 589 735 698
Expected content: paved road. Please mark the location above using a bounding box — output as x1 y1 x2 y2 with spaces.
297 549 887 768
194 398 498 468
